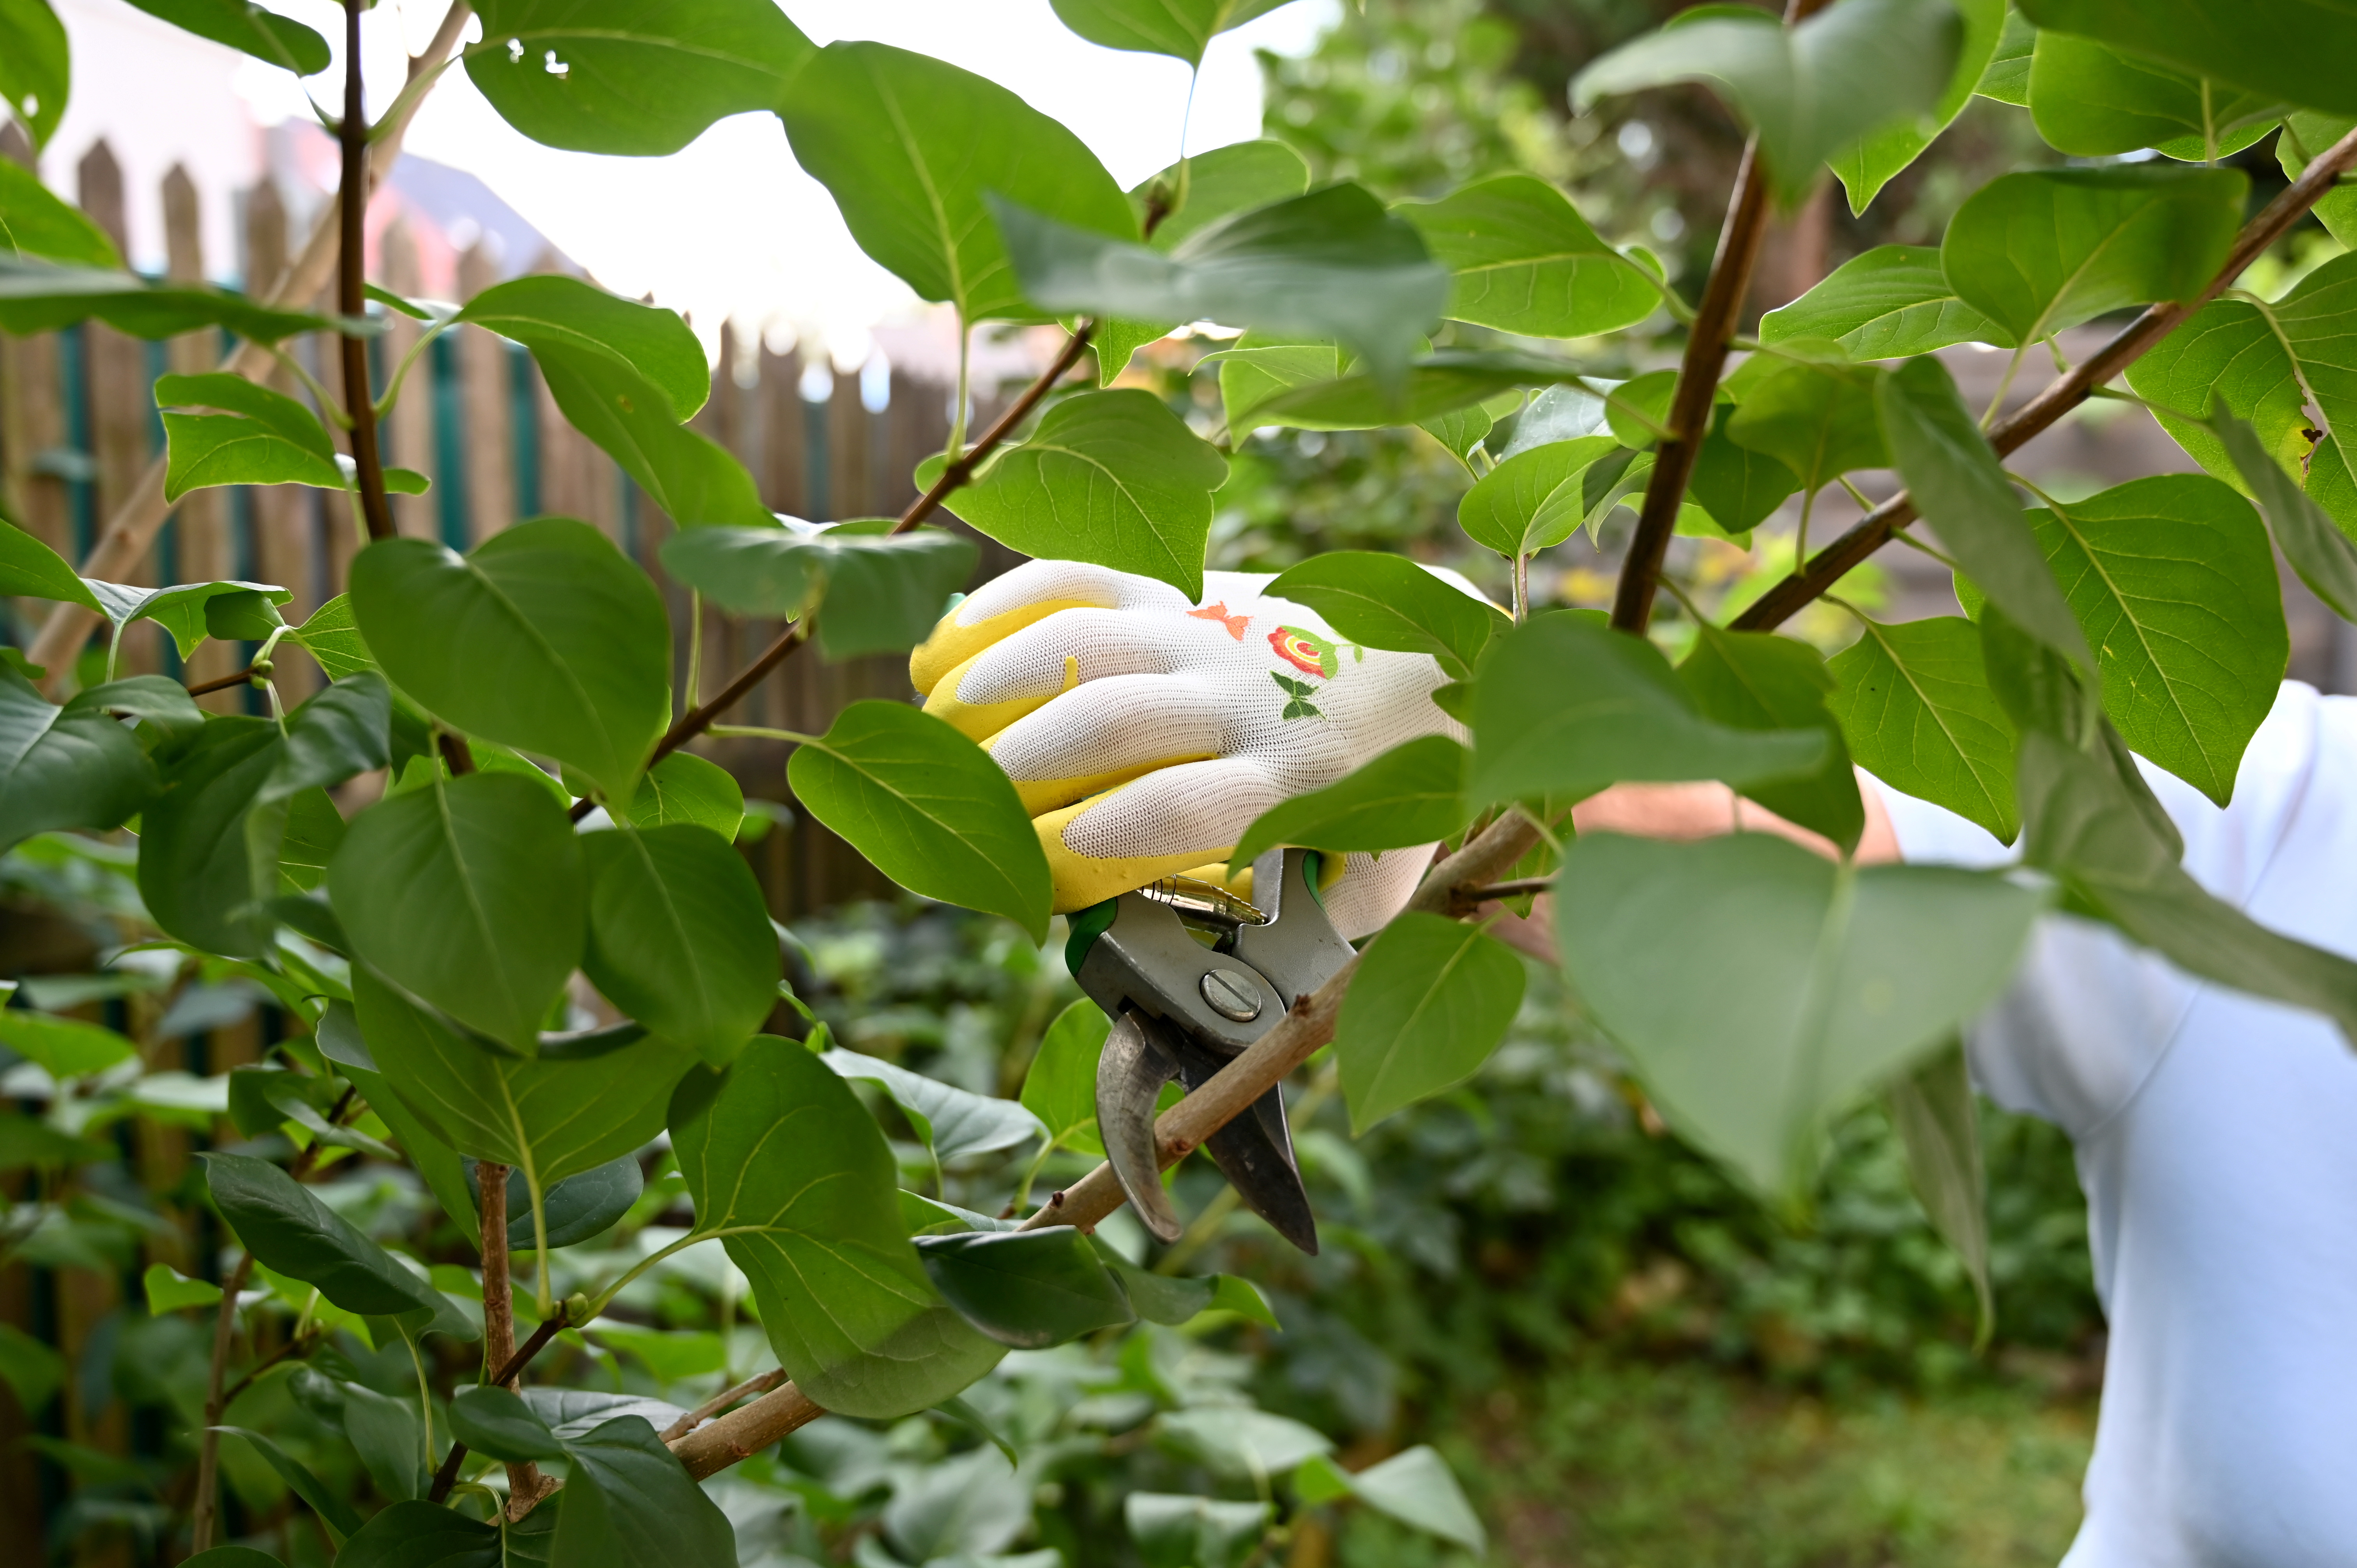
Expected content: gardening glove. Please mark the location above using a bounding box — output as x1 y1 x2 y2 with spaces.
909 560 1471 937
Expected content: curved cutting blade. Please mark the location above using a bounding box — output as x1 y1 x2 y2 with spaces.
1094 1010 1186 1242
1166 1033 1320 1255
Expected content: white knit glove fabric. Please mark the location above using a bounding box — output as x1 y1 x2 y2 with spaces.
908 560 1468 937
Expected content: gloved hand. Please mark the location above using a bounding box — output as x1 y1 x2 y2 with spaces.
909 560 1469 938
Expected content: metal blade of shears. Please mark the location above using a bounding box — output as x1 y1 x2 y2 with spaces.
1095 1009 1187 1243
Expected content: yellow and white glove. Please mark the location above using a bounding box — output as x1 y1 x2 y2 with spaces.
909 560 1468 938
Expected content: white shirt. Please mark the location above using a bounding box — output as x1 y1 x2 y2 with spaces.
1880 682 2357 1568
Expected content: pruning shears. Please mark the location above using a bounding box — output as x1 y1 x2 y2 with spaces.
1066 847 1353 1255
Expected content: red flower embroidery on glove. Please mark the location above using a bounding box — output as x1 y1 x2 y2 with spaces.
1269 626 1337 678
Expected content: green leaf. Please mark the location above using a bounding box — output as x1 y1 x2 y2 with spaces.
1100 141 1313 382
2125 254 2357 544
180 1552 285 1568
2015 0 2357 117
1558 832 2044 1197
350 517 670 804
786 701 1053 942
659 522 978 660
1572 0 1965 206
1887 1043 1992 1346
1021 999 1110 1156
1126 1493 1272 1568
623 751 744 839
0 1114 109 1171
0 663 157 853
914 1226 1134 1348
2017 729 2357 1044
1158 1407 1332 1476
1395 173 1661 339
0 515 99 610
1679 625 1864 851
549 1416 737 1568
1335 911 1525 1134
1417 399 1499 470
330 772 586 1053
205 587 286 642
0 1321 64 1414
1339 1446 1487 1554
1601 368 1678 450
1243 348 1589 432
0 1009 134 1077
0 255 369 342
823 1045 1045 1164
2026 475 2286 804
782 40 1134 325
936 388 1227 601
143 1261 223 1313
2279 111 2357 247
1691 406 1800 535
269 673 390 803
287 593 373 681
583 825 779 1067
995 182 1447 387
0 0 67 148
457 277 710 422
1759 245 2012 358
1829 0 2004 215
474 1155 643 1249
1725 356 1885 497
670 1035 1005 1418
2209 404 2357 623
1975 6 2035 103
1228 735 1473 872
1875 356 2089 671
82 577 291 661
351 968 686 1187
448 1386 567 1463
1466 613 1827 807
0 157 117 267
1455 436 1624 557
1266 552 1509 681
135 717 285 956
1828 613 2020 843
468 0 813 155
1939 164 2245 346
340 1381 429 1503
334 1503 500 1568
217 1427 364 1545
2027 30 2283 161
202 1151 443 1317
1047 0 1293 66
156 372 343 500
1215 332 1342 432
121 0 325 71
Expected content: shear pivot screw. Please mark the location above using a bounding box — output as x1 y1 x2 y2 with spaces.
1200 968 1263 1022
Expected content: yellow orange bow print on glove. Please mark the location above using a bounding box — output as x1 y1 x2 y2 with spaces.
908 560 1471 938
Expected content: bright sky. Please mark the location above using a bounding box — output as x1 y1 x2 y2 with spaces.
220 0 1339 361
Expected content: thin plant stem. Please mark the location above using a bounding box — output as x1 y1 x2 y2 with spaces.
949 316 971 459
687 591 705 710
338 0 396 543
1981 343 2029 427
709 723 815 744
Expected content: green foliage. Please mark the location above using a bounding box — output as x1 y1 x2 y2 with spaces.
0 662 159 853
1558 833 2045 1197
1049 0 1293 66
661 523 978 660
1573 0 1965 206
914 1226 1136 1347
2027 30 2283 161
782 41 1135 325
1021 999 1110 1155
1679 625 1864 852
1265 551 1509 680
1761 246 2011 359
1939 164 2245 345
1830 0 2005 215
1336 912 1526 1133
1828 614 2020 843
625 751 746 839
1888 1045 1993 1339
2016 0 2357 116
582 825 779 1066
786 702 1053 942
1456 435 1624 557
0 157 118 267
1725 356 1886 500
468 0 815 156
0 0 67 148
0 255 373 342
936 389 1229 599
202 1152 445 1319
1395 173 1663 339
1467 613 1827 807
996 183 1449 386
670 1035 1004 1416
120 0 327 74
350 518 670 804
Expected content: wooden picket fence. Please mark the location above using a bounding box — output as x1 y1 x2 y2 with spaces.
0 134 1028 920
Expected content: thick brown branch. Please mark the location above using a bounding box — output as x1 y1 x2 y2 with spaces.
339 0 395 543
1734 120 2357 631
1611 0 1831 634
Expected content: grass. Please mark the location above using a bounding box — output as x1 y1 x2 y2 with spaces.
1387 1353 2093 1567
